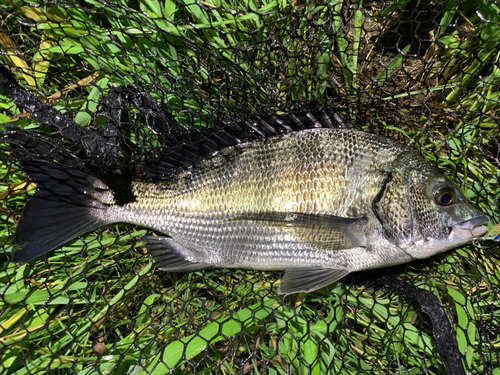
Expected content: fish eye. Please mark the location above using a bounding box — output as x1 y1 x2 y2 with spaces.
434 186 455 206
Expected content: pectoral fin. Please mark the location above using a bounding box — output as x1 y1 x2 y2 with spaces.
229 212 367 251
279 267 351 295
142 236 213 272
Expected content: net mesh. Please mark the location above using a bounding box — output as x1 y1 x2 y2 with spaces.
0 0 499 374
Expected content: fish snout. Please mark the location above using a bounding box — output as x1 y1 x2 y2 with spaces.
455 215 489 237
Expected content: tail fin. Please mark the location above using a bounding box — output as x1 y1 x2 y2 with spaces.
12 161 106 262
6 128 133 262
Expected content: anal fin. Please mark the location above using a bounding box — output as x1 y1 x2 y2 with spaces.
279 267 351 295
142 235 212 272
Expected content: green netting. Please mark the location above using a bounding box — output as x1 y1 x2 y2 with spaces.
0 0 499 374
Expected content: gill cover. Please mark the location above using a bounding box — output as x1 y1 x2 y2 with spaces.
374 172 413 249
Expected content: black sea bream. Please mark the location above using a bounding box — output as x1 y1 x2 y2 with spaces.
8 111 488 294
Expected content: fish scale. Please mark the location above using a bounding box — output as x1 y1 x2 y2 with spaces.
103 129 409 272
9 121 489 294
112 130 382 220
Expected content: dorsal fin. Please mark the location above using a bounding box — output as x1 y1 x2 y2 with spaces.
142 107 351 180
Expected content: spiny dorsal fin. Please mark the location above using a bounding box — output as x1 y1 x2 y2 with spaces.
142 107 351 180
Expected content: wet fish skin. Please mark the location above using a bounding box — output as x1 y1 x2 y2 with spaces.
9 126 488 294
102 129 405 269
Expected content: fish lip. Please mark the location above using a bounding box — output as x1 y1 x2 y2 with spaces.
455 215 488 229
452 215 489 237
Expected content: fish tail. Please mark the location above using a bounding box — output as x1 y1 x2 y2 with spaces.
7 129 134 262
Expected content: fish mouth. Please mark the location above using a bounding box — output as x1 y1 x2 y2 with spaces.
452 215 489 237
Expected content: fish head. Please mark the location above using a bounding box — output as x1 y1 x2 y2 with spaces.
404 169 488 258
376 156 488 259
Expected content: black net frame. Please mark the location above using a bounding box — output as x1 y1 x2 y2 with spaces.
0 0 499 374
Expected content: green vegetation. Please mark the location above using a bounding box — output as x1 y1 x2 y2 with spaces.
0 0 499 374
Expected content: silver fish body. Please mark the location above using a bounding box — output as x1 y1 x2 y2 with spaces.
10 126 488 294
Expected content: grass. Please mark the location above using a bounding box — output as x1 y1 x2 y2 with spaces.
0 0 499 374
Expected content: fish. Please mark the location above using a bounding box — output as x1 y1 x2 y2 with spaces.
6 109 489 294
